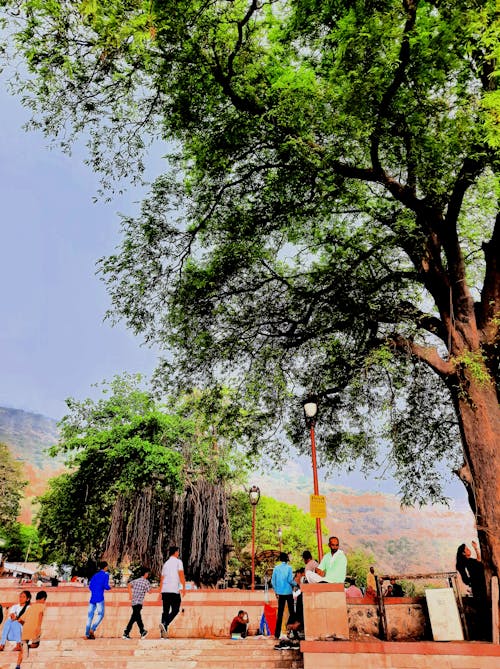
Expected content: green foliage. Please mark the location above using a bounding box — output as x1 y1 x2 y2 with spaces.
1 1 499 562
36 471 114 566
0 442 26 529
1 523 41 562
228 491 327 576
451 350 493 387
400 579 417 597
36 375 247 569
346 548 375 589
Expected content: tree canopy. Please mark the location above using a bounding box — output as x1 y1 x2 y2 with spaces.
1 1 499 572
37 376 247 580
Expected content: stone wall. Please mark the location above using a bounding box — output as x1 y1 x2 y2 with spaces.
348 597 428 640
0 583 428 640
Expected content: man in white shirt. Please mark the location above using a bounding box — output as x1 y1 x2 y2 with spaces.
159 546 186 638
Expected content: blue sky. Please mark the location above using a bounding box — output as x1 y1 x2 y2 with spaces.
0 81 470 504
0 84 160 419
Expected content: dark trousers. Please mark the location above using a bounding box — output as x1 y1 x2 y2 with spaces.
161 592 181 628
124 603 145 634
231 621 248 638
275 594 294 638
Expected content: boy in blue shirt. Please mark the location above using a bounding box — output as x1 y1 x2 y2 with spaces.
271 552 295 640
85 561 111 639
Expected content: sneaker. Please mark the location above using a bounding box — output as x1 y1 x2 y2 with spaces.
122 632 131 639
159 623 168 638
0 645 4 651
140 630 148 638
88 630 95 640
14 643 23 651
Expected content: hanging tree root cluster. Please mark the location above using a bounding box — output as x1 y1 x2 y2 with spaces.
103 480 232 583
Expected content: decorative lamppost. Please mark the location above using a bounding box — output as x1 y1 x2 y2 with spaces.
277 527 283 552
248 485 261 590
303 396 324 561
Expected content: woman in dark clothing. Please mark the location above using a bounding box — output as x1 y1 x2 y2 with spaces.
456 541 487 599
456 540 489 639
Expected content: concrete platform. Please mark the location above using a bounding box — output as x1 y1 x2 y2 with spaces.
301 640 500 668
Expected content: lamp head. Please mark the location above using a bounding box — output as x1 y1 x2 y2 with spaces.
248 485 261 506
303 395 318 428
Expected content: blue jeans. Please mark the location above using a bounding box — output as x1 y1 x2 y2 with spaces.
1 618 22 644
85 600 105 636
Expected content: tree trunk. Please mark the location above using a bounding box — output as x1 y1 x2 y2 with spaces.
456 376 500 582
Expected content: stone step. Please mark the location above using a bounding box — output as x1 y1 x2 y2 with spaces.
14 638 304 669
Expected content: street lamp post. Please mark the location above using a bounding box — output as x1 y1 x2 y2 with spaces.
303 397 324 561
277 527 283 552
248 485 261 590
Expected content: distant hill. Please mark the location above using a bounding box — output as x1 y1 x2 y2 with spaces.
254 464 475 575
0 407 59 464
0 406 63 522
1 406 475 574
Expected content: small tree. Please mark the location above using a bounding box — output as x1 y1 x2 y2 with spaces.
228 491 327 579
0 442 26 529
346 548 376 589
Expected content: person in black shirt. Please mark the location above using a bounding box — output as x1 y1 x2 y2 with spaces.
456 540 489 640
456 541 487 600
389 578 404 597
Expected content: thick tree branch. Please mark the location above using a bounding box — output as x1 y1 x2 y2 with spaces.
370 0 417 176
445 156 486 229
389 334 453 378
478 210 500 342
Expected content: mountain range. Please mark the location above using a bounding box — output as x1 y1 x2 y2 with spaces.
1 406 475 574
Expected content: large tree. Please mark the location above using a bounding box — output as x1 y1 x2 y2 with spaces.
1 1 499 575
37 376 247 581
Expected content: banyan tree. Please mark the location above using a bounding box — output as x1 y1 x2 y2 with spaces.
37 376 245 583
102 476 232 582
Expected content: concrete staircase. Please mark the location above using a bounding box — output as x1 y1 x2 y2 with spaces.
14 637 303 669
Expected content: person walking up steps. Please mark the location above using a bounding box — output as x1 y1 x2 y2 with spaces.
159 546 186 638
123 567 151 639
85 561 111 639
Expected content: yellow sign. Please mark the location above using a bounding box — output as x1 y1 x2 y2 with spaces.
309 494 327 518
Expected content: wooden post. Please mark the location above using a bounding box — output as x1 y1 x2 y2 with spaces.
375 576 388 640
492 575 499 644
450 573 469 640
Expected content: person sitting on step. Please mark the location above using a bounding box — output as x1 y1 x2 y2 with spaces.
0 590 31 653
230 610 249 638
